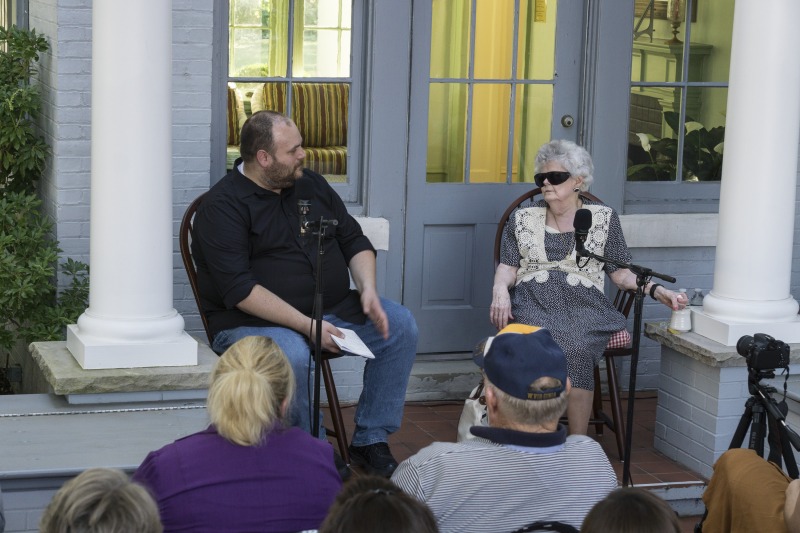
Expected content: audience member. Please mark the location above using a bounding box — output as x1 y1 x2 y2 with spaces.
700 447 795 533
391 325 617 533
319 475 439 533
39 468 161 533
581 487 680 533
133 336 342 532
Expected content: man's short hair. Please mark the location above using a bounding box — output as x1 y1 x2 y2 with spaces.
239 110 293 162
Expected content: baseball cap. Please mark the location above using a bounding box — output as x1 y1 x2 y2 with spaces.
473 324 567 400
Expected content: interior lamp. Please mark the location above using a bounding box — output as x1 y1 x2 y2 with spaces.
666 0 685 44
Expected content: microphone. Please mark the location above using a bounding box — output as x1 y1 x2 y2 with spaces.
296 176 314 237
573 208 592 254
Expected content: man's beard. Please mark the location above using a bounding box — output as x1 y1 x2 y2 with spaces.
262 160 302 190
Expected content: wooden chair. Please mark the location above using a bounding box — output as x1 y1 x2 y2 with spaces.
493 187 632 460
179 192 351 464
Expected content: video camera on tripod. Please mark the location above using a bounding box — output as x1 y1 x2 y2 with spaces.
737 333 790 374
730 333 800 478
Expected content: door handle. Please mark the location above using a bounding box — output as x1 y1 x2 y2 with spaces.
561 115 575 128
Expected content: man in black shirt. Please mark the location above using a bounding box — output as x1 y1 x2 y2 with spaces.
192 111 418 477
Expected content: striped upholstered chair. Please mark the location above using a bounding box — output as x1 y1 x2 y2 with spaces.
250 81 349 180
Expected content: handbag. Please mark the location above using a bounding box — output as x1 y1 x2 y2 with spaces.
456 379 489 441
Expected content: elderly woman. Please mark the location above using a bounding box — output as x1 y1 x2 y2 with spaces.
133 336 342 532
490 139 686 435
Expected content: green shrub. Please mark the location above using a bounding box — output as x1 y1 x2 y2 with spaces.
0 26 89 376
0 25 50 194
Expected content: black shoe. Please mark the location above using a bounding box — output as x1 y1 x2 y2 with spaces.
348 442 398 477
333 451 352 482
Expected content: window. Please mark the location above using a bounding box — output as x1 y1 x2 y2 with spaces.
426 0 558 184
226 0 355 193
625 0 733 211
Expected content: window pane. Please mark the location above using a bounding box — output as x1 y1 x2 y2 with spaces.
430 0 470 79
296 0 351 77
469 84 511 183
230 28 270 77
231 0 264 25
687 2 733 82
512 84 554 183
627 87 727 182
427 83 467 183
473 0 514 79
627 88 683 181
631 41 684 84
683 87 727 182
517 0 557 80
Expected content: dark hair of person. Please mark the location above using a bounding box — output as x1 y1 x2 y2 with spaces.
319 475 439 533
581 487 680 533
39 468 162 533
239 110 291 162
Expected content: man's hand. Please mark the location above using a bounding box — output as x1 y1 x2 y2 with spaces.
310 319 345 353
361 288 389 339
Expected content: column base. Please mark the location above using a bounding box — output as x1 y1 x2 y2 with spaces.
67 325 198 369
692 308 800 346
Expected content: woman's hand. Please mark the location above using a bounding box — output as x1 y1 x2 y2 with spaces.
490 285 514 330
653 285 688 311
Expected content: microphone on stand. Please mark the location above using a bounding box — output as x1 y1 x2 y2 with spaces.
573 208 592 255
296 176 314 237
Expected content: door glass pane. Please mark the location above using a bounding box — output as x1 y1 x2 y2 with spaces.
474 0 514 79
517 0 557 80
430 0 470 79
512 84 554 183
427 83 467 183
427 0 559 184
469 84 511 183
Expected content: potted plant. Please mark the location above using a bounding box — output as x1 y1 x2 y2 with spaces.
627 111 725 182
0 25 89 393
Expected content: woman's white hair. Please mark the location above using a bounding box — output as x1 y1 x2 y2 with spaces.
534 139 595 191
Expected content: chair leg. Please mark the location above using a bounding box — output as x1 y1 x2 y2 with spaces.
321 358 350 464
592 366 605 436
606 356 626 461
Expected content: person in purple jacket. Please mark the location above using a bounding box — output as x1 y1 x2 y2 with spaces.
133 336 342 533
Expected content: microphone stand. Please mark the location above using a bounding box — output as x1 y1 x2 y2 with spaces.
309 215 337 438
576 245 675 486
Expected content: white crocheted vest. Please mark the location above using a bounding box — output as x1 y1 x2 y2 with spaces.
514 203 612 292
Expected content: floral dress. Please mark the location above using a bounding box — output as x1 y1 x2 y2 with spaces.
500 199 632 390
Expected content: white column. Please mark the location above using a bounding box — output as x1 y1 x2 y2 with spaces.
66 0 197 369
693 0 800 346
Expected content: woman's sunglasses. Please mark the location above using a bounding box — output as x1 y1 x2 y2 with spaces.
534 171 572 188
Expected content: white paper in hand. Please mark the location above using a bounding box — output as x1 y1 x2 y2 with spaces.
331 328 375 359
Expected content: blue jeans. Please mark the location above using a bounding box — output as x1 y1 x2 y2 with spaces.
212 297 418 447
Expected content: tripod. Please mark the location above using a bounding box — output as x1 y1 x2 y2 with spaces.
729 367 800 479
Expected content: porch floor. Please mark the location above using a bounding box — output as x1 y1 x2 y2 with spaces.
326 392 707 533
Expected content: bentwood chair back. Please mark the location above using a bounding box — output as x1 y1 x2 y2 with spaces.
179 193 351 463
492 187 632 459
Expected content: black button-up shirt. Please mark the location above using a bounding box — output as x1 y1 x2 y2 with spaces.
192 163 375 338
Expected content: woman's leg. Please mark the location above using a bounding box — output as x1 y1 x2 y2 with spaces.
567 387 594 435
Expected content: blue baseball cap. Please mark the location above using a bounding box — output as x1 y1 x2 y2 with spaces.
473 325 567 400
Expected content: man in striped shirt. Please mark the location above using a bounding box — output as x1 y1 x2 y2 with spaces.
392 325 618 533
